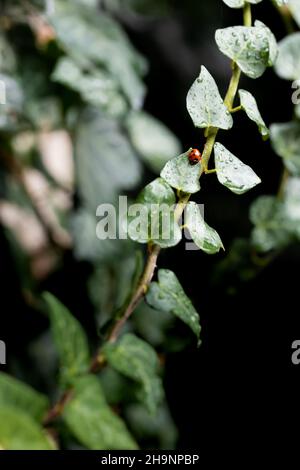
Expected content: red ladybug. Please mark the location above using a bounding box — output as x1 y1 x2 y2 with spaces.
188 148 202 165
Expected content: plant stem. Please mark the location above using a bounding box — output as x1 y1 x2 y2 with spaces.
107 244 161 343
243 2 252 27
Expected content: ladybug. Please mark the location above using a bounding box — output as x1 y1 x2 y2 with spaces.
188 148 202 165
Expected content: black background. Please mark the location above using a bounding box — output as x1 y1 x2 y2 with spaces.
1 0 300 452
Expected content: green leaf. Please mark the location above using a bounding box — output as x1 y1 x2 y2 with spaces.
125 403 178 450
255 20 278 67
50 1 146 109
270 121 300 176
103 334 164 414
43 292 90 385
127 177 181 248
63 375 137 449
72 207 131 263
239 89 269 139
186 66 233 130
250 196 292 252
146 269 201 339
289 0 300 28
52 57 127 117
75 108 141 211
222 0 263 7
0 373 49 422
275 33 300 80
284 177 300 222
214 142 261 194
185 202 224 254
0 407 55 450
160 149 201 194
126 111 182 173
215 22 277 79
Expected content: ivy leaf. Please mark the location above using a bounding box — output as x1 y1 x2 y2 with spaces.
63 375 137 450
43 293 90 385
289 0 300 29
275 33 300 81
255 20 278 67
0 373 49 422
250 196 292 252
127 177 182 248
215 23 277 79
186 66 233 130
160 149 201 194
222 0 263 7
239 89 269 139
0 407 55 450
103 334 164 414
214 142 261 194
185 202 224 254
270 121 300 176
126 111 182 174
146 269 201 339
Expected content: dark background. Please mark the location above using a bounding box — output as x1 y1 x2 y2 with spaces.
1 0 300 451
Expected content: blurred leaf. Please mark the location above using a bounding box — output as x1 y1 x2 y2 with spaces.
25 96 62 130
63 375 137 449
239 89 269 139
43 293 90 385
100 368 133 406
0 407 55 450
125 403 178 450
185 202 224 254
186 66 233 130
52 57 127 117
275 33 300 80
0 373 49 422
49 0 146 109
71 207 132 263
0 73 24 130
289 0 300 28
127 177 182 248
0 34 17 73
103 334 164 414
126 111 181 173
214 142 261 194
75 108 141 211
222 0 263 7
146 269 201 339
250 195 292 252
160 149 201 194
133 301 174 347
283 177 300 238
103 0 170 16
215 22 277 79
270 121 300 175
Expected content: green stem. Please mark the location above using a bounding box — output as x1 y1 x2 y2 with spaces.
243 2 252 27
